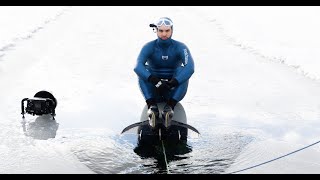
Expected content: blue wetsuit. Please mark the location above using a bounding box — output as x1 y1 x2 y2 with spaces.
134 37 195 103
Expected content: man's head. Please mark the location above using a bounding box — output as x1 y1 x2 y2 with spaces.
155 17 173 40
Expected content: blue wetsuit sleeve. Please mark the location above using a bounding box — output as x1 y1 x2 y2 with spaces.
134 43 153 81
174 44 195 84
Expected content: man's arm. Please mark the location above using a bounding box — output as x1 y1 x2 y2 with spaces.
133 42 153 81
173 43 195 84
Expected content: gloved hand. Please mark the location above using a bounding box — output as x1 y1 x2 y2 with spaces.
148 75 171 93
148 75 161 86
166 78 179 89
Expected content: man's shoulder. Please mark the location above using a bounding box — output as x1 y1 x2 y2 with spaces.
143 39 157 47
172 39 188 48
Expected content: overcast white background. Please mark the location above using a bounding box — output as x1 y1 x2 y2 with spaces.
0 6 320 174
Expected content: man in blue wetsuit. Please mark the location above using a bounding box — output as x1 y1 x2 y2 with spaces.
134 17 195 122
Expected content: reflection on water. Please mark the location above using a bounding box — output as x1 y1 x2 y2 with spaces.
55 102 254 174
59 126 254 174
52 129 254 174
133 124 193 174
21 114 59 140
132 102 194 173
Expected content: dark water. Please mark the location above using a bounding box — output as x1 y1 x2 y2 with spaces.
20 107 255 174
50 125 255 174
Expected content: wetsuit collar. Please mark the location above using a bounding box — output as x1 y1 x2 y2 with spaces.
156 37 172 47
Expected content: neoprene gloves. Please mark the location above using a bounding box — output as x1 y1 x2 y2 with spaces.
148 75 179 93
167 78 178 89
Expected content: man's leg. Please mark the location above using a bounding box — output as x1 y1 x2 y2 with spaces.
170 79 189 107
161 79 189 122
138 78 156 104
138 78 159 123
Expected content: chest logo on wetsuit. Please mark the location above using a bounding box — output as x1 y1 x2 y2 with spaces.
162 56 168 60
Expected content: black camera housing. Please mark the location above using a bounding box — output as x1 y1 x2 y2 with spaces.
21 91 57 120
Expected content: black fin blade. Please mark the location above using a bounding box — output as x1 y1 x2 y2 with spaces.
121 120 149 134
171 120 200 134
